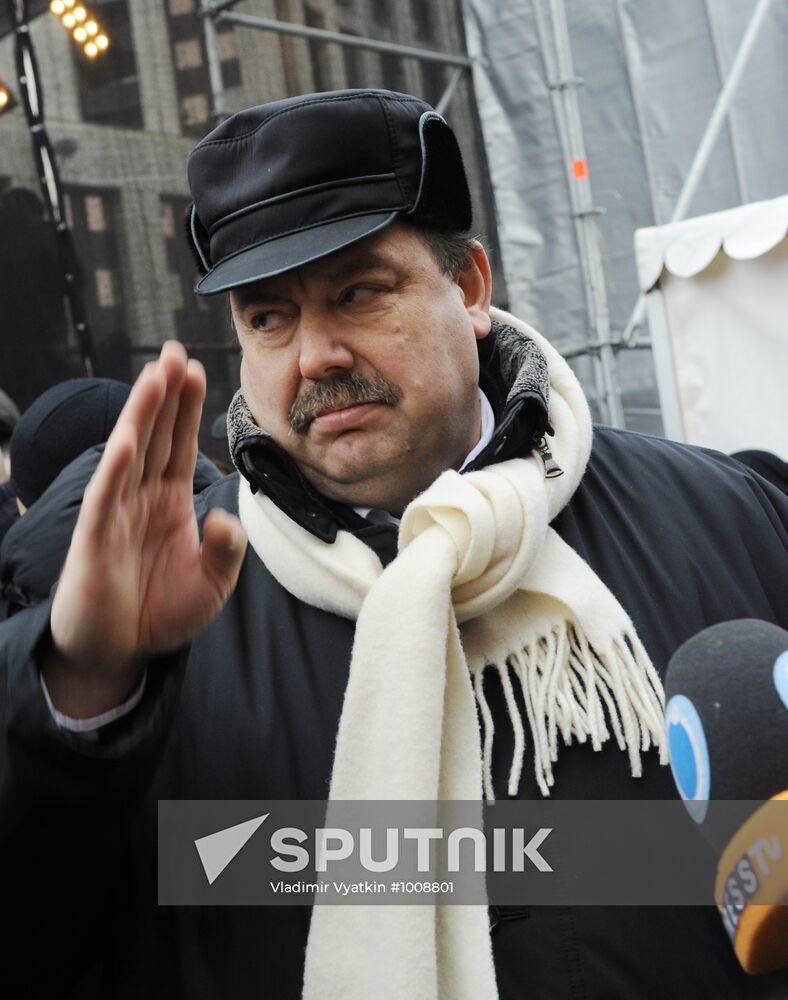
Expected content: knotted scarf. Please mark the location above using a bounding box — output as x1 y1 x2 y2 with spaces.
234 307 667 1000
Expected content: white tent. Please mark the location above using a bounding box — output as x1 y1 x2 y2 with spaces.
635 195 788 459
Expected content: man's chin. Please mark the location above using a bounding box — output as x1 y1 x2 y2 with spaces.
297 454 406 508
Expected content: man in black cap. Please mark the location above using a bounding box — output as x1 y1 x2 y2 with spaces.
8 378 131 516
0 379 129 619
0 378 222 622
2 91 788 999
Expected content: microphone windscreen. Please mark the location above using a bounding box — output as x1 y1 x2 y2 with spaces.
665 620 788 975
665 619 788 805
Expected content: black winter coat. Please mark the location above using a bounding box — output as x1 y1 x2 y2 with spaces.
1 428 788 999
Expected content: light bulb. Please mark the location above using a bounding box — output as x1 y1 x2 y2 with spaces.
85 20 98 35
50 1 66 14
62 12 76 28
84 41 98 58
73 26 87 42
74 6 86 21
96 34 109 50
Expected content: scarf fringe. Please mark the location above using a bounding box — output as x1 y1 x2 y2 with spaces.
475 622 667 799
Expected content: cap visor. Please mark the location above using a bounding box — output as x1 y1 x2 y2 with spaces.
195 211 398 295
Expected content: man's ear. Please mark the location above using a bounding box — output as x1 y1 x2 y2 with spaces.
457 241 492 341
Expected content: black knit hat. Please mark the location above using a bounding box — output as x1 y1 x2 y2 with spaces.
186 88 472 295
10 378 130 507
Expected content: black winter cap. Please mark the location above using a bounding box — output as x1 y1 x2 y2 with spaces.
186 88 472 295
10 378 130 508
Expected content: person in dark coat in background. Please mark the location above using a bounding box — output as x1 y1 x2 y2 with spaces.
0 379 130 620
1 90 788 1000
0 377 222 619
0 445 221 620
9 378 131 516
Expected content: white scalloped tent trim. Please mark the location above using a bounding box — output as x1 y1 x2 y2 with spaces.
635 193 788 291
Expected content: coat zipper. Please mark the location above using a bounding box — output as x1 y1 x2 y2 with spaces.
536 436 564 478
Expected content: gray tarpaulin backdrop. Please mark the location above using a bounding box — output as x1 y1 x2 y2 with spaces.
462 0 788 431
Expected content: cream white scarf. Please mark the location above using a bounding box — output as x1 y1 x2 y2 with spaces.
237 308 667 1000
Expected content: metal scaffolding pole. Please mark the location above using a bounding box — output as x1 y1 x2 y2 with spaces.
620 0 776 346
435 66 465 117
562 338 651 362
209 9 472 67
533 0 624 426
200 1 471 124
202 7 225 122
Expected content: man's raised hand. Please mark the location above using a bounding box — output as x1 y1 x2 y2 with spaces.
45 342 247 718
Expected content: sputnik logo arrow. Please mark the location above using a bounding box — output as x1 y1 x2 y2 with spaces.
194 813 269 885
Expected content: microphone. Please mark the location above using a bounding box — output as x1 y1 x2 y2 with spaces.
664 619 788 975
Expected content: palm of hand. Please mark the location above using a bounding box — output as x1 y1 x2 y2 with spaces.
49 343 246 686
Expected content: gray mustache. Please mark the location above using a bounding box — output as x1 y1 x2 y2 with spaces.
289 372 402 433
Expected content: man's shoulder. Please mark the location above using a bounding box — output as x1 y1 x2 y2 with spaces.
589 425 766 486
583 425 788 529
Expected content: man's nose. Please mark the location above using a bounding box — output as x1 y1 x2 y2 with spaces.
297 315 355 380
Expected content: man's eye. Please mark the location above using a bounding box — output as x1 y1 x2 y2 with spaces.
340 285 382 305
249 310 281 330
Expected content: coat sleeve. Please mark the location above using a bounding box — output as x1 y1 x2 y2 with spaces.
0 598 188 994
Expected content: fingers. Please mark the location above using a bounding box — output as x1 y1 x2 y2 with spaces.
142 341 188 483
81 426 136 540
201 509 247 595
165 358 206 482
77 342 206 540
117 358 169 497
81 359 168 532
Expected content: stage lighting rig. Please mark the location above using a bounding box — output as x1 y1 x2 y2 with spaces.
49 0 109 59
